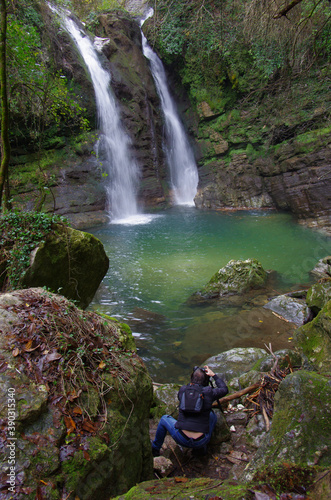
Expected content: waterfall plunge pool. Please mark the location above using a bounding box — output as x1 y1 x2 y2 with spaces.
88 207 331 383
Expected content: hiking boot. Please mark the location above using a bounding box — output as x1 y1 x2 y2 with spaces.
151 440 160 457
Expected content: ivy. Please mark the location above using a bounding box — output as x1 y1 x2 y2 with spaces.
6 3 90 150
0 211 68 290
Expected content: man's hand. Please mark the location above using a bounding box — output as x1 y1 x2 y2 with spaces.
204 365 215 377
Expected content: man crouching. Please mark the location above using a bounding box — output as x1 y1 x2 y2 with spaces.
151 365 228 456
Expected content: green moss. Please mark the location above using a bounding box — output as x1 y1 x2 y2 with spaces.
306 281 331 313
198 259 267 298
295 126 331 145
118 323 137 352
252 463 316 495
267 371 331 466
61 438 108 492
113 477 249 499
295 301 331 373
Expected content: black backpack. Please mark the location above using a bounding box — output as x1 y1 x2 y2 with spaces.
179 384 204 413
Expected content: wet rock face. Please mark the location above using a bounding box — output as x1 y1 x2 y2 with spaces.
264 294 310 326
195 143 331 234
94 12 169 207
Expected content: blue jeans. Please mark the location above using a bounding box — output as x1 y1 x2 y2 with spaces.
152 411 217 453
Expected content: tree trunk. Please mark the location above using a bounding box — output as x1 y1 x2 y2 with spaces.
0 0 10 210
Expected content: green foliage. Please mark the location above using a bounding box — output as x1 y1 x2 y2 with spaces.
5 1 90 151
151 0 331 109
158 17 186 62
0 211 68 290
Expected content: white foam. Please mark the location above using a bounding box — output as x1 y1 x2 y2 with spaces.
110 214 162 225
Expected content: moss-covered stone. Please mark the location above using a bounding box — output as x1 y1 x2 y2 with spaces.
196 259 267 299
21 224 109 309
113 477 248 500
0 289 153 500
295 300 331 374
242 370 331 481
150 383 181 420
306 281 331 314
251 349 304 372
204 347 267 383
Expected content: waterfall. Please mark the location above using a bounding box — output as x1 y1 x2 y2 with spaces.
51 7 140 221
140 9 198 206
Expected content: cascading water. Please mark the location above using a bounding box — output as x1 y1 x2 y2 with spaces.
51 7 140 221
140 9 199 206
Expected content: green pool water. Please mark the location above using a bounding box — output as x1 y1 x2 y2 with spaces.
88 207 331 382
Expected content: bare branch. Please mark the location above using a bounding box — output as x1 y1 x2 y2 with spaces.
274 0 304 19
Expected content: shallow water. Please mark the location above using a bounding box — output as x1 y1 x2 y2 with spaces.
88 207 331 383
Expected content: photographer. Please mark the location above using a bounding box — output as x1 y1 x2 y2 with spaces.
151 365 228 456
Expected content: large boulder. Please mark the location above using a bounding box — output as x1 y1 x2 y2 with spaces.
242 370 331 481
295 300 331 374
264 294 310 326
204 347 267 384
0 288 153 499
21 224 109 309
194 259 267 300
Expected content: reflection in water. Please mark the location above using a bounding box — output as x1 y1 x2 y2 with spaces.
88 207 331 382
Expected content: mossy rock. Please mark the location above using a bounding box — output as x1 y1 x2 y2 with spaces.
150 383 181 420
196 259 267 299
295 300 331 374
0 289 153 500
251 349 305 372
306 280 331 315
113 477 248 500
204 347 267 383
242 370 331 481
21 224 109 309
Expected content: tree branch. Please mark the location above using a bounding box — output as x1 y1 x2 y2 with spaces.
274 0 304 19
212 383 261 407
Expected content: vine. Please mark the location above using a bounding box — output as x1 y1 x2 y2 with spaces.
0 210 67 290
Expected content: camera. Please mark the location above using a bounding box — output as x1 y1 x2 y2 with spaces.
193 366 208 374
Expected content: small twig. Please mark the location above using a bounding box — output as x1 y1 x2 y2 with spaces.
170 445 186 475
286 354 294 373
262 405 270 432
271 311 291 322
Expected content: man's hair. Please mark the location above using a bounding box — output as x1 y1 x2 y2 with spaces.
191 367 209 386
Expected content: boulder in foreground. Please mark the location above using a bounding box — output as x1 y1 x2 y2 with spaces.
21 224 109 309
0 288 153 499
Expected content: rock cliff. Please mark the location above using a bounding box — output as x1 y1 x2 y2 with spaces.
9 6 331 233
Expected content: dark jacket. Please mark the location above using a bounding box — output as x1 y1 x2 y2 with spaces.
175 375 228 434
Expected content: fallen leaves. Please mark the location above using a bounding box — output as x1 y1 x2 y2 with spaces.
174 477 189 483
45 351 62 362
3 288 134 470
12 347 20 357
64 416 76 435
225 450 249 464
